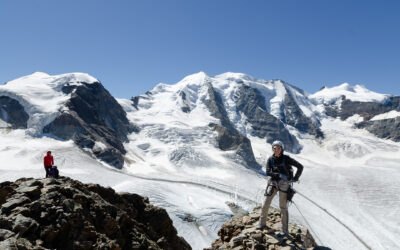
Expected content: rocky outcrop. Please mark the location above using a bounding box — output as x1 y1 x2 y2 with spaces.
205 206 319 250
0 96 29 129
0 177 191 250
131 91 152 110
323 96 400 141
339 98 392 120
210 124 260 169
356 117 400 142
325 96 400 121
44 82 137 169
283 91 323 139
234 85 301 153
203 82 235 131
203 82 260 169
179 91 191 113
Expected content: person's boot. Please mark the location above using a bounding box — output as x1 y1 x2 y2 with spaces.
256 224 270 230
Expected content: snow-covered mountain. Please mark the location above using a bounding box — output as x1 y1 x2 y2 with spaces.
1 72 399 250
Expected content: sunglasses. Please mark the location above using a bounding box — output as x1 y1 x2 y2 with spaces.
272 146 282 150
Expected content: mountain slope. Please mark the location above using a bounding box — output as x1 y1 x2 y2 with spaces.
1 72 400 250
0 72 136 168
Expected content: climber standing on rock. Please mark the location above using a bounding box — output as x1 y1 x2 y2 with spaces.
257 140 303 236
43 151 54 178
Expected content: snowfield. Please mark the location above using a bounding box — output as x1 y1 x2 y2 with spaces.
0 72 399 250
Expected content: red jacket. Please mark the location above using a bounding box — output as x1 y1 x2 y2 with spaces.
44 155 54 167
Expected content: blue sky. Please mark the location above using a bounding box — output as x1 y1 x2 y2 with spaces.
1 0 399 98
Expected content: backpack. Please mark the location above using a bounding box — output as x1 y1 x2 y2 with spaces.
48 166 59 178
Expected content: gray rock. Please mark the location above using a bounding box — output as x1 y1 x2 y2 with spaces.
12 214 38 234
179 91 191 113
324 96 400 142
0 96 29 129
229 235 248 247
1 195 30 214
130 91 152 110
44 82 138 169
0 177 191 250
0 237 18 250
282 91 323 138
208 206 319 250
203 82 234 130
234 85 301 153
15 186 40 199
340 98 393 120
356 117 400 141
0 229 15 240
203 82 261 168
326 96 400 121
211 124 261 169
265 234 279 244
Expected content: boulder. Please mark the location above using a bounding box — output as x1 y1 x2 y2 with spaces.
205 206 322 250
0 177 191 250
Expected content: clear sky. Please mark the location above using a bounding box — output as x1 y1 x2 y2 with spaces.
1 0 399 98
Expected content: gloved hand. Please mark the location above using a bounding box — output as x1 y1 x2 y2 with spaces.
293 176 299 182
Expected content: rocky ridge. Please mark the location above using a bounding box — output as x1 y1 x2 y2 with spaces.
203 82 260 169
0 96 29 129
324 96 400 141
0 177 190 250
205 206 320 250
44 81 138 169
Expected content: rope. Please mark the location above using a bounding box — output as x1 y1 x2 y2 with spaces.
292 201 324 246
295 191 372 250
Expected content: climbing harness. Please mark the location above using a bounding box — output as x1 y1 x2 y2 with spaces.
264 180 296 202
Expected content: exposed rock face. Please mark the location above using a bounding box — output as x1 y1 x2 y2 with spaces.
210 124 260 169
203 82 235 131
205 206 319 250
283 92 323 139
44 82 137 169
234 85 301 153
325 96 400 121
0 96 29 129
179 91 191 113
339 99 393 120
323 96 400 141
131 91 152 110
0 177 191 250
203 83 260 169
356 117 400 142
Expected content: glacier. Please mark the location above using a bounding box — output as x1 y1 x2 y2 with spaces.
0 72 399 249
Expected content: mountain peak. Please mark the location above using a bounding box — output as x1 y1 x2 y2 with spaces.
310 82 388 103
7 72 99 88
30 72 51 77
181 71 209 81
216 72 257 82
173 72 211 90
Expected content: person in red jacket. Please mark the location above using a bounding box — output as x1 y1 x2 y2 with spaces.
43 151 54 178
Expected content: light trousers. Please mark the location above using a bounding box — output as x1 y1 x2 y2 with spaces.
258 179 289 233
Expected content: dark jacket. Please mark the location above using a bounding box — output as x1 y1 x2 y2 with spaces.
266 154 303 181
